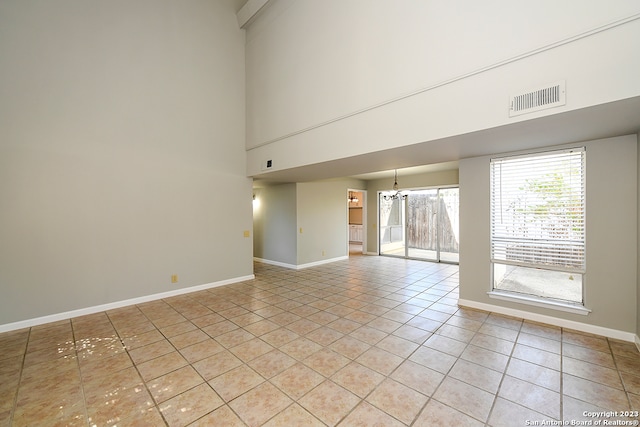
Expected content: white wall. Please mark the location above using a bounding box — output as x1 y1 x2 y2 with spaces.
0 0 252 326
459 135 638 334
252 184 298 265
253 179 365 267
245 0 640 175
297 180 363 265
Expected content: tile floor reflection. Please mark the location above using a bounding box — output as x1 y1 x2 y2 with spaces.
0 255 639 426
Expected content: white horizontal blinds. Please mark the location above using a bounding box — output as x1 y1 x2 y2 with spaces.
490 148 585 272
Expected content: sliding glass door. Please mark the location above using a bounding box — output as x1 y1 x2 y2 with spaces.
379 196 405 257
379 187 459 263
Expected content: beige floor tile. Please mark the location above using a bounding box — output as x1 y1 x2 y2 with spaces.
516 332 561 354
563 330 610 352
299 380 360 426
460 344 509 372
304 348 350 377
609 340 640 359
248 349 296 378
190 312 226 328
470 333 514 356
424 333 468 357
5 257 639 427
614 353 640 375
148 365 204 403
262 403 325 427
159 320 197 338
208 364 265 402
327 318 362 334
478 322 519 341
520 321 561 341
488 397 551 427
390 360 444 396
187 404 245 426
179 338 225 363
286 318 321 335
260 327 300 347
229 337 274 362
435 324 476 343
270 362 325 400
366 378 428 424
511 343 561 370
506 358 560 392
444 315 483 332
168 329 209 350
229 382 293 427
328 335 370 360
621 371 640 395
86 382 154 426
563 356 623 390
215 328 256 349
160 383 224 427
433 377 495 422
485 313 522 330
82 366 143 406
449 359 503 393
375 334 419 358
128 339 175 364
306 326 345 346
414 399 484 427
355 346 403 376
308 310 342 325
201 320 240 338
366 316 402 333
137 351 188 382
121 329 165 351
563 343 616 368
243 319 280 336
409 346 457 374
498 375 560 419
331 361 385 398
339 401 405 427
563 373 630 410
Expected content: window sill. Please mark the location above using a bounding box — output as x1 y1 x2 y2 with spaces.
487 291 591 316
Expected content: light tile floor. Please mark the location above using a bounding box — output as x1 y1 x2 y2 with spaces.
1 255 639 426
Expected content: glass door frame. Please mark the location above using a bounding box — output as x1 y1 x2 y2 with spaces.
378 185 459 264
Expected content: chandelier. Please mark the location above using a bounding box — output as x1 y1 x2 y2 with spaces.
347 191 359 203
383 170 407 201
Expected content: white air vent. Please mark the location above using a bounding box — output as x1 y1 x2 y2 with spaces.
509 80 566 117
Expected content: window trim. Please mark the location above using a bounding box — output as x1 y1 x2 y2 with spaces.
487 290 591 315
489 146 587 307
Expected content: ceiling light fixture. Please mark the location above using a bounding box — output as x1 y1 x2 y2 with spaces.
348 191 359 203
383 170 407 200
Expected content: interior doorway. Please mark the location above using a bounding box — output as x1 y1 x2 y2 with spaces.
379 187 459 263
347 189 366 256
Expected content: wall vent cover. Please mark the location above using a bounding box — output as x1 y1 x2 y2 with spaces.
509 80 566 117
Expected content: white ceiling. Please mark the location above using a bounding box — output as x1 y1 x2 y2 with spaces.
252 96 640 184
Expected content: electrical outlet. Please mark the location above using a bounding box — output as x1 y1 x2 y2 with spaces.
322 250 325 256
243 230 250 238
299 227 303 234
171 274 178 284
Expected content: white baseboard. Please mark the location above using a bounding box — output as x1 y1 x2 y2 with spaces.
254 256 348 270
636 334 640 352
0 274 254 334
458 298 637 343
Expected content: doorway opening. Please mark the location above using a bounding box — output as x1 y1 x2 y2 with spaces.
347 189 366 256
379 187 459 263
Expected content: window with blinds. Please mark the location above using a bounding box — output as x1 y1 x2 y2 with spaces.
490 147 585 303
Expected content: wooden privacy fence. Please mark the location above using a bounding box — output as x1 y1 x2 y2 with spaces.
406 195 459 252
